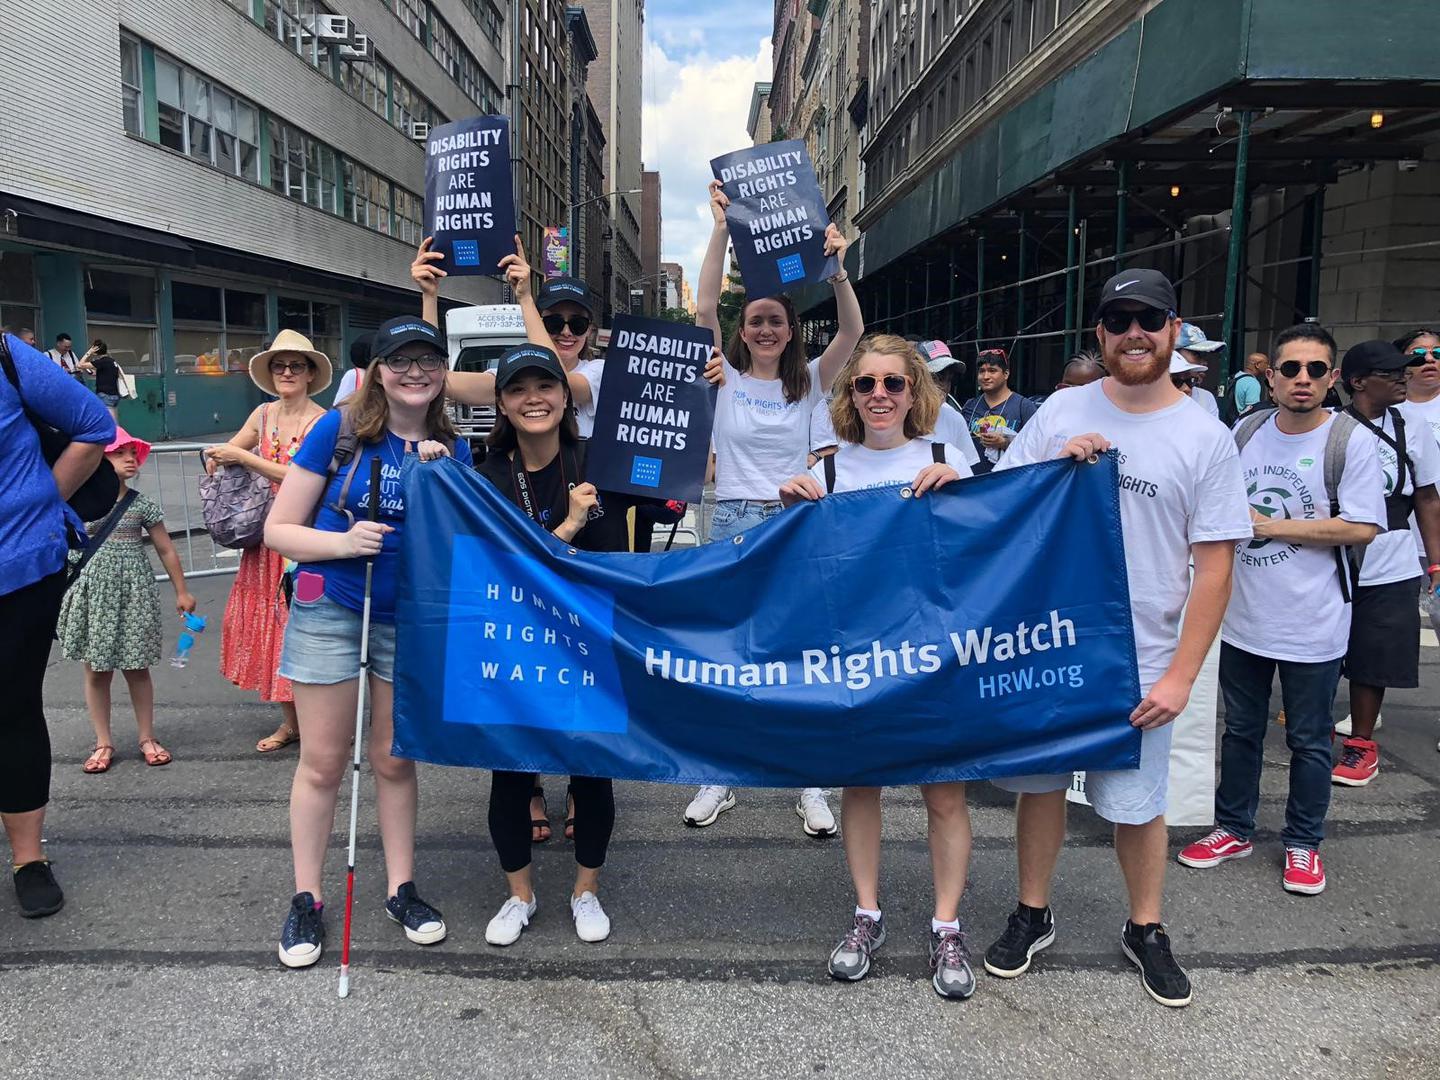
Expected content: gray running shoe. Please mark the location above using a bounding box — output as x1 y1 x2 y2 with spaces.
827 913 886 981
929 926 976 1000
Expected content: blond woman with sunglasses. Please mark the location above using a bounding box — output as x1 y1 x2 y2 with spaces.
778 333 977 1001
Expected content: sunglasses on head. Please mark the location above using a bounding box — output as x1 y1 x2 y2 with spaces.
851 373 912 395
1100 308 1173 335
381 351 446 373
543 314 592 337
268 360 312 376
1275 359 1331 380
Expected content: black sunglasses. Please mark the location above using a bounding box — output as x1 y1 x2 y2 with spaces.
543 314 592 337
268 360 313 376
382 351 446 373
1100 308 1172 335
851 373 912 395
1275 359 1332 380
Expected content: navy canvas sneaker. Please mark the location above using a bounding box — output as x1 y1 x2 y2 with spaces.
385 881 447 945
278 891 325 968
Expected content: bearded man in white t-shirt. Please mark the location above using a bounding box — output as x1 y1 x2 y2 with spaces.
984 269 1253 1010
1179 326 1384 899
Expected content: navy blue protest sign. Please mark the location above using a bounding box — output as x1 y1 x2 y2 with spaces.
424 116 516 276
710 139 837 299
585 315 716 503
393 454 1142 788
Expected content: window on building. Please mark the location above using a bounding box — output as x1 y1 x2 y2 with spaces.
998 16 1013 74
224 289 268 373
85 267 159 374
264 0 335 69
269 122 338 212
278 296 341 363
396 0 429 45
145 47 261 180
120 34 143 136
173 281 269 375
156 55 186 152
0 252 38 335
342 54 390 122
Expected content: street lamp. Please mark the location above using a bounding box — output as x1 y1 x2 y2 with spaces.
568 187 641 213
569 188 643 297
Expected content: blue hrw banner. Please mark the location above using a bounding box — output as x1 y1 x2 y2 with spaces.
711 140 838 300
392 455 1142 788
585 314 717 503
424 116 517 276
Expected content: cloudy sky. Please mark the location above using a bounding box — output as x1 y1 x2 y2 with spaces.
642 0 772 300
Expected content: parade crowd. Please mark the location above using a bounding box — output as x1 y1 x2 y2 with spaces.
4 179 1439 1013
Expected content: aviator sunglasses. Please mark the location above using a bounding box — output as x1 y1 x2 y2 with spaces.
543 314 592 337
851 373 912 395
1408 346 1438 363
1275 359 1332 380
1100 308 1173 335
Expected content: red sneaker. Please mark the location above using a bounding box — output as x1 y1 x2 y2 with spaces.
1177 828 1254 869
1282 847 1326 894
1332 738 1379 787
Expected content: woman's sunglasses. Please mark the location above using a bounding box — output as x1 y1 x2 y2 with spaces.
1408 347 1439 363
268 360 313 376
1275 359 1332 380
851 373 912 395
382 352 446 373
543 314 592 337
1170 375 1200 389
1100 308 1172 335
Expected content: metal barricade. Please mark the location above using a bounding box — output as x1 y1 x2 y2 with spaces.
133 443 242 583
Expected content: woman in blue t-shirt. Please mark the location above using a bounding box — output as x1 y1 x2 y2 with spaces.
263 315 472 970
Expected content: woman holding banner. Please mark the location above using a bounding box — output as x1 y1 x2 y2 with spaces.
682 180 864 835
263 316 469 969
474 342 651 946
777 333 976 1000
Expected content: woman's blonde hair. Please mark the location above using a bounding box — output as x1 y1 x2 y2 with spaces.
347 357 458 446
829 334 942 445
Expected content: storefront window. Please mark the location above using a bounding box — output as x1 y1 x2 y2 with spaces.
173 281 270 375
85 267 159 373
0 252 38 337
278 296 341 368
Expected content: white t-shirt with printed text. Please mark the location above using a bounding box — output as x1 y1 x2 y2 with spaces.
999 379 1252 687
1358 405 1440 586
807 437 972 493
1402 395 1440 560
713 355 825 501
1221 414 1385 663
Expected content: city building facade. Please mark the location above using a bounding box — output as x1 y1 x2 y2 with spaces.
747 82 773 145
515 0 573 291
565 6 609 292
640 168 662 316
1 0 510 438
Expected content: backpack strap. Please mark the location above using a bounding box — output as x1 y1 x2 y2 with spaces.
69 490 139 583
932 440 946 464
823 452 836 494
1232 407 1276 451
327 408 365 526
1323 412 1363 603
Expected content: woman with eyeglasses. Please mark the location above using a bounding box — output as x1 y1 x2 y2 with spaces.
205 331 329 755
262 315 469 969
777 333 975 1000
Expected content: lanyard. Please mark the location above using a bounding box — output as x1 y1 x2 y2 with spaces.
510 448 575 530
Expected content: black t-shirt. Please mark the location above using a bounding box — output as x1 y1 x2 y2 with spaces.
93 355 120 396
477 441 635 553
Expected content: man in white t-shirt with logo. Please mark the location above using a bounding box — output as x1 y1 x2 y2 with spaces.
1331 341 1440 786
984 269 1252 1009
1179 324 1384 898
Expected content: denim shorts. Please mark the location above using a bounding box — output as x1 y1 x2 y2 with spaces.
992 721 1173 825
278 592 396 685
709 499 783 542
97 392 120 408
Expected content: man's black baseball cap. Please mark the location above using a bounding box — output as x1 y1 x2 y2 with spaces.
1341 339 1408 384
374 316 444 359
1094 269 1178 318
495 344 567 390
536 277 598 314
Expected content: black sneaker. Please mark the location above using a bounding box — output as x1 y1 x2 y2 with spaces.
385 881 447 945
278 891 325 968
13 861 64 918
1120 920 1192 1007
983 903 1056 978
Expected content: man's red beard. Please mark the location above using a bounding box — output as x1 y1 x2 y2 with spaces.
1104 340 1172 386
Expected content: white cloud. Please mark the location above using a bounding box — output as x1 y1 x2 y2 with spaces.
642 34 772 305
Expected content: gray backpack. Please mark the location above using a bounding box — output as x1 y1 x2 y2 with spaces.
1233 408 1363 600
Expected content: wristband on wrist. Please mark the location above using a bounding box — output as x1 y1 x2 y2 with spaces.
829 271 849 285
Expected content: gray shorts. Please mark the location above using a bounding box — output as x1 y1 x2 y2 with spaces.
278 592 396 685
992 721 1173 825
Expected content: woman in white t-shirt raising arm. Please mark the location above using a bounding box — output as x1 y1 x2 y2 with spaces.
681 180 863 835
777 333 976 1000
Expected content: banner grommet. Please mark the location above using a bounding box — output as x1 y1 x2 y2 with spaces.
732 535 744 545
900 487 913 499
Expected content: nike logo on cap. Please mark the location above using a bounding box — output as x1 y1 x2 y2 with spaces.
1114 279 1141 291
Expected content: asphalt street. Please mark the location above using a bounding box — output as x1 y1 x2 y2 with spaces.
2 575 1437 1080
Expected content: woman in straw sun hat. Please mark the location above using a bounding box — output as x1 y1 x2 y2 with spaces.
205 330 330 754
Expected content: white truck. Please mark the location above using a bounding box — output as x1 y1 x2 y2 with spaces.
445 303 529 448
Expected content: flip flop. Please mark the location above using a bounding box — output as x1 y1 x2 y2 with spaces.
83 744 115 774
256 727 299 753
139 738 173 767
531 785 551 844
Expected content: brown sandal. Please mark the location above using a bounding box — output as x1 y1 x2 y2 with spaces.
139 738 172 767
256 726 299 753
83 744 115 774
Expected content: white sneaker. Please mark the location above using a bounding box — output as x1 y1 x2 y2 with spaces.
571 890 611 942
484 895 536 946
1335 713 1381 736
796 788 837 837
683 785 736 827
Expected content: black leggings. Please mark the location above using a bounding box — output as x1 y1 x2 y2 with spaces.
0 570 67 815
488 772 614 873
